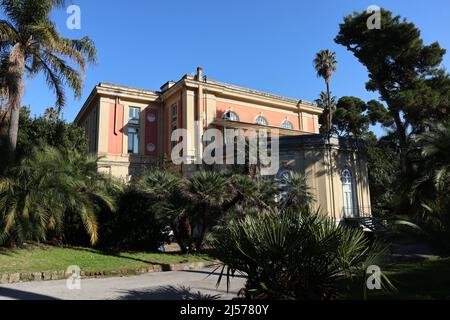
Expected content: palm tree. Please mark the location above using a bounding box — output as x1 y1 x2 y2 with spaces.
138 169 192 252
0 0 97 150
182 171 230 251
277 172 314 211
409 122 450 253
43 107 59 122
315 91 337 136
413 122 450 192
227 174 278 210
212 209 392 300
0 146 117 245
314 50 337 138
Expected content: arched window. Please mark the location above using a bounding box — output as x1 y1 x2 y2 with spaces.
281 120 294 130
342 169 355 218
222 111 240 122
255 115 268 126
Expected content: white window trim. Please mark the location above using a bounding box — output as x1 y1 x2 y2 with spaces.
223 110 240 122
254 115 268 126
281 119 294 130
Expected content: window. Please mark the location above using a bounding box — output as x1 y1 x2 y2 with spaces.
128 127 139 154
342 169 355 218
171 104 178 129
129 107 140 125
255 115 268 126
223 111 240 122
171 104 178 149
281 120 294 130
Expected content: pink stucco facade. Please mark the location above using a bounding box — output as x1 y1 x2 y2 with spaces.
74 68 323 178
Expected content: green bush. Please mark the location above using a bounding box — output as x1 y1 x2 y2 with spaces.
212 209 388 300
0 146 117 246
97 186 163 251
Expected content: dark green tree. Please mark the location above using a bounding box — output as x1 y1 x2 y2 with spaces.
407 121 450 254
1 106 88 175
334 96 369 139
364 132 401 217
333 97 393 140
17 106 88 156
335 9 449 169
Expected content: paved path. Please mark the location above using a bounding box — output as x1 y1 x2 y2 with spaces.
0 268 246 300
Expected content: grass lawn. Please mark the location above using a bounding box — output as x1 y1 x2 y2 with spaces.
343 257 450 300
0 245 212 275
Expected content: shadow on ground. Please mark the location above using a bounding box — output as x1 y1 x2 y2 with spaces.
0 287 59 300
181 269 247 278
116 285 221 300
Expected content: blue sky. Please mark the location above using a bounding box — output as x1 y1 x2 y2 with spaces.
14 0 450 136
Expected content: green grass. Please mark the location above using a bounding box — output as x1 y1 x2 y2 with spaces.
343 257 450 300
0 245 212 274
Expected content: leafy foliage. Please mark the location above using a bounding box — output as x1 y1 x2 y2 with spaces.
212 209 390 300
0 0 97 149
335 8 449 162
364 133 401 217
406 122 450 254
314 50 338 137
1 106 87 177
97 186 161 251
277 172 313 211
17 106 87 154
335 9 450 256
332 96 388 139
134 169 314 253
0 146 119 246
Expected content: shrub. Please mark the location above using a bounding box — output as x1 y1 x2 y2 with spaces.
97 186 163 251
0 146 117 246
212 209 389 300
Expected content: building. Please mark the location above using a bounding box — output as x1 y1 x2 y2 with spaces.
74 67 371 221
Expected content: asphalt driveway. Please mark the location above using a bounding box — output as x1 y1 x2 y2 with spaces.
0 268 246 300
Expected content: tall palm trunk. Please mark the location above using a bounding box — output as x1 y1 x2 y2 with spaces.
325 80 336 217
6 44 26 150
326 80 332 138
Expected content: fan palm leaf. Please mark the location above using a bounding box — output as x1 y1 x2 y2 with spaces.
212 209 391 300
0 146 117 245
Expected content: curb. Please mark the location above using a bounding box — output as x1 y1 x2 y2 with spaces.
0 261 217 285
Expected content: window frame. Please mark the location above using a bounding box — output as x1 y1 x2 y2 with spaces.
254 115 268 126
128 127 139 155
281 119 294 130
341 169 356 218
170 103 179 150
223 111 240 122
129 107 140 125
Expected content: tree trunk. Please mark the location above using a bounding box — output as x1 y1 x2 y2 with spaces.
6 44 26 150
8 103 20 149
171 221 187 254
392 111 408 173
195 204 208 252
326 81 332 139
